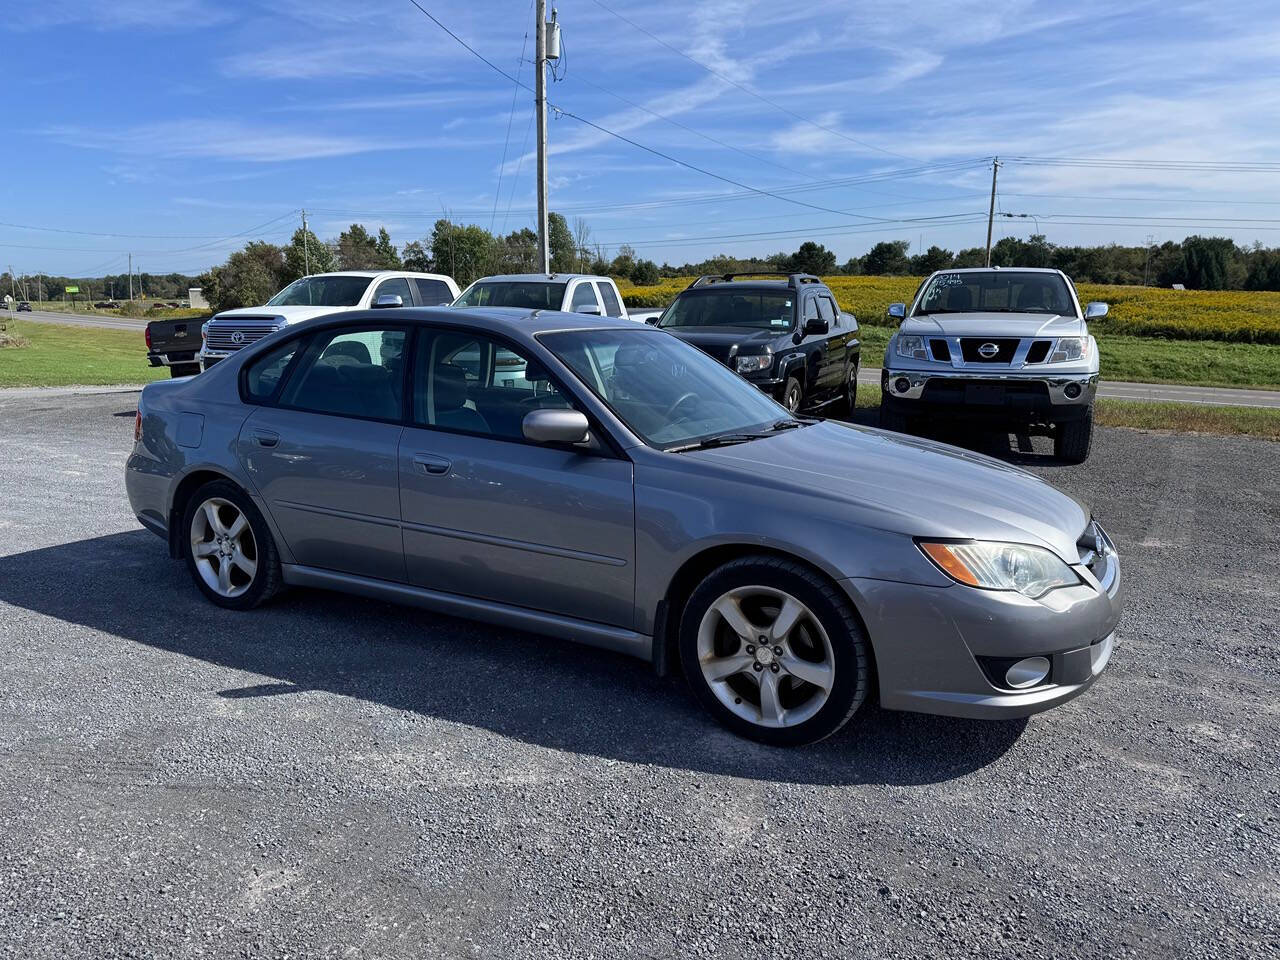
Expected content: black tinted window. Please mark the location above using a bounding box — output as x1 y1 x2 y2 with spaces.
570 283 599 312
374 277 412 305
455 281 567 309
244 340 300 402
279 327 407 421
414 278 453 305
598 282 624 317
817 297 836 322
658 290 794 330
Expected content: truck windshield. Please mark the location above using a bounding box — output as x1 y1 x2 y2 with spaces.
267 276 372 307
454 281 568 309
914 272 1076 316
658 290 794 330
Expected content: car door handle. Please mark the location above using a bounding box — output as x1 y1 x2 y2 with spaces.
413 453 451 476
251 429 279 448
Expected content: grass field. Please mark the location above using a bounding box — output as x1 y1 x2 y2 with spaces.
618 275 1280 345
0 319 166 388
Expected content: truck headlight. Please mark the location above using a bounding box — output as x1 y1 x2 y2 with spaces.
1050 337 1088 362
895 334 928 360
735 353 772 374
919 540 1080 598
200 321 209 343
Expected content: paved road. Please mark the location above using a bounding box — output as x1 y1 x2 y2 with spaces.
9 307 150 331
856 366 1280 409
0 390 1276 959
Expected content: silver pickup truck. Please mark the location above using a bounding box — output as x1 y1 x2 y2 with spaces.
880 267 1108 463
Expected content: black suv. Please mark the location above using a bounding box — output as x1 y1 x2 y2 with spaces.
651 273 860 414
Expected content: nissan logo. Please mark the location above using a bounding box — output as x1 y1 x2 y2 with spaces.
230 331 246 345
978 342 1000 358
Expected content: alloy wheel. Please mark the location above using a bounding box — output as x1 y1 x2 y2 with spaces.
190 497 258 598
696 586 835 729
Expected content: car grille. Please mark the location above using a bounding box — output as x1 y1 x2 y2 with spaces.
1024 340 1052 364
1077 520 1117 591
929 339 951 362
205 316 280 351
959 337 1020 363
921 379 1050 408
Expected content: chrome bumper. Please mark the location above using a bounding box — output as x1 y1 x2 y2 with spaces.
882 368 1098 406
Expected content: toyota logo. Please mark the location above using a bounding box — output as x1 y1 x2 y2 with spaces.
978 342 1000 358
230 330 246 345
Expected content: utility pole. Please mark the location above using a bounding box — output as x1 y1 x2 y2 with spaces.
535 0 550 274
984 157 1000 267
301 209 310 276
128 253 133 302
1143 234 1155 286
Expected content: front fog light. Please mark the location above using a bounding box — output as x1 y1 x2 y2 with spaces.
894 377 911 393
1064 382 1082 399
1005 656 1051 688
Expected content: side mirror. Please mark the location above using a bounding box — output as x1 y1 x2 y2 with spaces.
1084 301 1109 319
803 317 829 336
887 302 906 319
373 294 403 308
522 408 590 445
575 304 603 316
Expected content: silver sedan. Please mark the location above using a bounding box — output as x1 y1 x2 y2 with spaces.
125 307 1123 746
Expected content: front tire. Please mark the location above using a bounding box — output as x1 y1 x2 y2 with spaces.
1054 408 1093 464
678 556 870 746
182 479 282 610
782 376 803 414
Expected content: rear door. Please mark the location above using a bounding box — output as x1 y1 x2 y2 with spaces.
567 280 603 315
815 294 846 397
412 277 455 306
397 326 635 627
236 325 409 582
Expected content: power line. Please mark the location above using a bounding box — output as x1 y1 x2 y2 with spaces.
0 220 234 240
586 0 920 163
490 1 534 232
1006 156 1280 173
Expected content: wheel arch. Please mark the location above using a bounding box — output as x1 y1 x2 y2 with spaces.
166 467 247 559
653 543 877 693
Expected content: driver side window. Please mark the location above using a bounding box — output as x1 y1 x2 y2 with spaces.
570 283 600 313
803 298 820 321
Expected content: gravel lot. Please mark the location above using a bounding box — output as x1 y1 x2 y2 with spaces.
0 389 1276 959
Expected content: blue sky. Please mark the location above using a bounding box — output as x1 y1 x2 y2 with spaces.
4 0 1280 277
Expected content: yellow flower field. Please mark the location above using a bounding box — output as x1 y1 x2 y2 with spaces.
617 276 1280 344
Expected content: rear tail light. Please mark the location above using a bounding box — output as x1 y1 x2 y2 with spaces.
134 411 142 442
144 325 152 349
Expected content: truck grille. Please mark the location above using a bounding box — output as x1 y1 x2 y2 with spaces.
959 337 1020 363
205 316 280 352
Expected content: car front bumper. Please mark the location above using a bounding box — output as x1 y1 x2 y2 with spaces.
196 348 234 368
841 546 1123 719
881 368 1097 422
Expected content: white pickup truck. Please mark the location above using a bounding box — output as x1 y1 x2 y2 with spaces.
452 273 643 320
198 270 459 369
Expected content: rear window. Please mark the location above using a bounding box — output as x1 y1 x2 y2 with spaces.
455 281 568 310
414 278 453 306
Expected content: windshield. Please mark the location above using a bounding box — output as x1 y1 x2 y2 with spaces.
540 328 789 449
658 290 795 331
455 281 568 310
267 276 372 308
914 272 1076 316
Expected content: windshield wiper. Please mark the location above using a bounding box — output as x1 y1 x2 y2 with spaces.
769 418 805 431
667 432 770 453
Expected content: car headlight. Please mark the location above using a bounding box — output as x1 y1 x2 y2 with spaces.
735 353 772 374
1050 337 1089 362
919 540 1080 598
896 334 928 360
200 321 209 343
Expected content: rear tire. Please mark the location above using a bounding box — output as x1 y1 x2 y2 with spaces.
1055 408 1093 464
678 556 870 746
181 479 282 610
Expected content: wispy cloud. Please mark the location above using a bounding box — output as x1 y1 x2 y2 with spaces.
9 0 231 31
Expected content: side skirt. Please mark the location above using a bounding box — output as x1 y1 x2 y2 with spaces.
282 564 654 662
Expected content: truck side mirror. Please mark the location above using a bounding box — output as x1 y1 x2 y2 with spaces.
803 317 829 336
373 294 403 308
1084 302 1109 319
887 302 906 320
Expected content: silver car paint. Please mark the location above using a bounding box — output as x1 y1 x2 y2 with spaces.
126 306 1123 720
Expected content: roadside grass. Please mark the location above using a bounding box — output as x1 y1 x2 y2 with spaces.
0 320 165 388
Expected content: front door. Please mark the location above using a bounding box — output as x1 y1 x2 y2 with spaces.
398 327 635 627
237 324 409 582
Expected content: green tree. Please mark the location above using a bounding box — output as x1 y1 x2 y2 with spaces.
609 243 637 278
785 241 837 275
401 240 431 272
1180 236 1236 290
201 241 286 312
910 245 953 274
862 240 911 275
283 226 335 280
427 219 496 285
335 224 381 270
630 259 660 285
375 227 401 269
548 212 576 273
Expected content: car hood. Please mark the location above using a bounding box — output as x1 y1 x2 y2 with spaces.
210 305 345 324
899 312 1084 338
689 421 1089 559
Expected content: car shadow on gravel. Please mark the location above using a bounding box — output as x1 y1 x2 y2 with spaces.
0 531 1027 787
838 408 1066 467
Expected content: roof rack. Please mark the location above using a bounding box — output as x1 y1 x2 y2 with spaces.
686 272 821 290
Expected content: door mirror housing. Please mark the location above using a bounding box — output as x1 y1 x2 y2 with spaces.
575 304 603 316
887 302 906 320
1084 301 1109 319
373 294 403 308
523 408 590 445
802 317 829 336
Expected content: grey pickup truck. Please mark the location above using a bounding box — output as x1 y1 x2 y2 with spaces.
145 318 205 378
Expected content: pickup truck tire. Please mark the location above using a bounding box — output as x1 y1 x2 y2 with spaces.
679 555 870 746
170 362 201 378
782 376 804 414
841 366 857 418
182 479 282 610
1054 408 1093 464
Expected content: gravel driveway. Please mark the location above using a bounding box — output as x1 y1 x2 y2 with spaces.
0 390 1276 959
